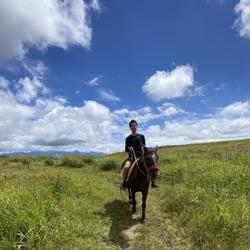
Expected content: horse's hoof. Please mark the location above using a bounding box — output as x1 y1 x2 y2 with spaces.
141 218 147 224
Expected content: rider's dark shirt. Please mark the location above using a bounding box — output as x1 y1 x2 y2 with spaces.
125 133 145 159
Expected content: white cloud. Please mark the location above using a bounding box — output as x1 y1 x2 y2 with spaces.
145 117 250 147
214 83 226 92
0 74 122 153
0 0 99 64
0 80 120 153
86 75 102 86
142 65 194 101
234 0 250 39
99 89 121 102
0 88 35 143
22 60 48 77
0 76 10 89
90 0 102 12
143 101 250 147
112 106 159 124
157 103 184 117
82 100 111 121
0 76 183 153
28 101 113 148
1 75 250 153
0 89 35 121
53 96 68 105
218 101 250 117
16 77 48 103
192 86 205 96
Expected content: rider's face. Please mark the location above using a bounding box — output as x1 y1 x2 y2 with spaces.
130 122 137 133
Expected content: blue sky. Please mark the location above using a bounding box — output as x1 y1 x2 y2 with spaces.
0 0 250 153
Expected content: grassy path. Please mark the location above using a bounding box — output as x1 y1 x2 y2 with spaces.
0 161 194 249
96 171 195 249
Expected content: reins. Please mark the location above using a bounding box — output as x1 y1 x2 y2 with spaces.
131 148 150 179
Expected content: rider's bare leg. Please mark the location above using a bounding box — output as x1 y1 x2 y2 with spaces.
120 160 131 189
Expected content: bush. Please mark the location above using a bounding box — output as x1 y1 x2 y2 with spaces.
44 157 54 166
99 159 119 171
21 158 31 165
50 176 73 198
61 156 84 168
81 157 95 165
9 157 20 163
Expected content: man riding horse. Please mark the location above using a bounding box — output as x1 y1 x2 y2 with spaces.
120 119 160 189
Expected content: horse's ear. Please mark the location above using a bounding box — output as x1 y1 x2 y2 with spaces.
155 145 159 151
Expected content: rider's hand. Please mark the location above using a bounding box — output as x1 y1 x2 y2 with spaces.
129 147 133 151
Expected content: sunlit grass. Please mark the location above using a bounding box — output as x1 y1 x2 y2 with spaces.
0 139 250 249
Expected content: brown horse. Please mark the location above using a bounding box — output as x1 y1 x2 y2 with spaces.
126 146 159 224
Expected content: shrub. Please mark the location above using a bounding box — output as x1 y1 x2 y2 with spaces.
44 157 54 166
61 156 84 168
21 158 31 165
9 157 20 163
99 159 119 171
8 157 32 166
50 176 73 198
81 157 95 165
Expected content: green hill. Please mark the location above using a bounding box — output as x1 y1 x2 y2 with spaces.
0 139 250 249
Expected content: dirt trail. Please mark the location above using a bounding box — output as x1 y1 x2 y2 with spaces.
123 223 141 241
116 186 194 250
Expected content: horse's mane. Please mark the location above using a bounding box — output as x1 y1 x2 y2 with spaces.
143 146 158 156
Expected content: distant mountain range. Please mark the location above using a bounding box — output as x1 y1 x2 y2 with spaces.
0 150 105 157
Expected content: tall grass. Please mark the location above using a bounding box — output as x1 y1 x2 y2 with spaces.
158 141 250 249
0 168 119 249
1 139 250 249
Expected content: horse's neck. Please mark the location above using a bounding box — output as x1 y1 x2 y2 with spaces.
137 160 148 175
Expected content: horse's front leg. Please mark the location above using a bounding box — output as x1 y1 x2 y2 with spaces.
131 190 136 213
128 188 133 204
142 189 148 223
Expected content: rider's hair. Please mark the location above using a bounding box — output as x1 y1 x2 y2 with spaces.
129 119 138 127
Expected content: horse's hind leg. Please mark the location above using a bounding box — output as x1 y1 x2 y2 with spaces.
131 190 136 213
142 190 148 223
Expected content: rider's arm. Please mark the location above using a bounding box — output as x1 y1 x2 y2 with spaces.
125 137 129 153
142 135 146 146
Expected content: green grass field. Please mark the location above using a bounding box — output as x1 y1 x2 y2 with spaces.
0 139 250 249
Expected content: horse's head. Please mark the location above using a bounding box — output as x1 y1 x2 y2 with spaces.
141 146 160 174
